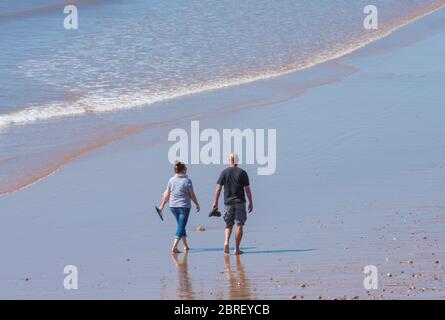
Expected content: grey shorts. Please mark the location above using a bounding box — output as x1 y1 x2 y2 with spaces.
224 203 247 228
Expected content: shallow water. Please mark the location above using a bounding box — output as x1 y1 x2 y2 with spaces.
1 0 444 122
2 1 445 197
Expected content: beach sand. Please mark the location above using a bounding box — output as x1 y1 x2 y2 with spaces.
0 8 444 300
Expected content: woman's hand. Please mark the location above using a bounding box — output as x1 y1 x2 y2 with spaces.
196 204 200 212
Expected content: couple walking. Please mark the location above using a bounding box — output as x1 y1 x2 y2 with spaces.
157 153 253 255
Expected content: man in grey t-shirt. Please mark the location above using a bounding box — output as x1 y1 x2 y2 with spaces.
212 153 253 255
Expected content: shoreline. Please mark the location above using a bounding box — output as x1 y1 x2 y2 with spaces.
2 3 445 128
2 6 445 196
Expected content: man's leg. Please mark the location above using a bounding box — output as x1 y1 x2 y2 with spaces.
224 226 233 254
234 224 244 255
223 205 235 254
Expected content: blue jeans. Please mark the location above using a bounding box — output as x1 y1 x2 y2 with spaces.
170 207 191 239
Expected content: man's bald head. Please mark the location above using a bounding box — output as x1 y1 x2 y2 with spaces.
228 153 239 166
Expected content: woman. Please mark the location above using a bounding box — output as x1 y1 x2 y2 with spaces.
158 161 200 253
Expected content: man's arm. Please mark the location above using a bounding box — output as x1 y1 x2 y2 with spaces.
245 186 253 213
212 184 222 208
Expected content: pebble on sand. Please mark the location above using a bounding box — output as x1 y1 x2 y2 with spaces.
196 226 206 232
290 295 297 299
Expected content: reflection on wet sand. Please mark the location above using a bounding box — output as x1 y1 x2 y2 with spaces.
224 255 255 300
169 251 257 299
171 252 195 299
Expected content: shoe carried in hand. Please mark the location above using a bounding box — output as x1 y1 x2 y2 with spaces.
208 207 221 217
155 206 164 221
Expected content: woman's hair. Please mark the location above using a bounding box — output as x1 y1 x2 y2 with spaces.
174 161 187 174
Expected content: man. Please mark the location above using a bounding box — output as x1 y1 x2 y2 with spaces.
212 153 253 255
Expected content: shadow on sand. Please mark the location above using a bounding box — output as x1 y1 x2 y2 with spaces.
189 247 316 254
242 248 316 254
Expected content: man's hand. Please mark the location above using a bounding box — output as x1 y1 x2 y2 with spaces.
213 184 222 209
245 186 253 213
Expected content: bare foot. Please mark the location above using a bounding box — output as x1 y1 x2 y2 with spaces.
172 248 182 254
224 244 230 254
184 246 190 252
234 250 244 255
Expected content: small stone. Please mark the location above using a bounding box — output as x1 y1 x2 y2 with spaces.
300 284 307 288
435 260 440 264
196 226 206 232
25 278 30 282
290 295 297 299
387 273 393 278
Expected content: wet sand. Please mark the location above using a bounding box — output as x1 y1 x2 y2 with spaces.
0 8 445 299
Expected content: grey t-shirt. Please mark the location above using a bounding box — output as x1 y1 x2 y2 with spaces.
167 175 193 208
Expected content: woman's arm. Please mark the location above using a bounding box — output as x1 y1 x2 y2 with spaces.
158 188 170 211
189 190 200 212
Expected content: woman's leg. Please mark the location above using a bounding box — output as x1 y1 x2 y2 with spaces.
181 236 190 251
176 208 191 251
176 208 190 238
171 238 181 253
170 208 182 253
